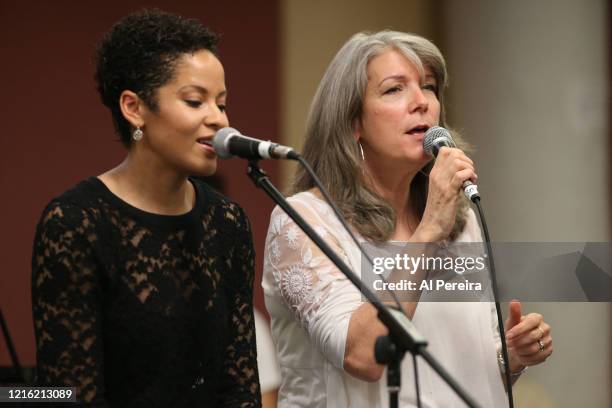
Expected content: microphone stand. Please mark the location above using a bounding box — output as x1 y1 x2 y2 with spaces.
246 160 480 408
0 309 25 383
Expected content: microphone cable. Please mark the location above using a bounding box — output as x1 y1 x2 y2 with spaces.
472 196 515 408
424 125 514 408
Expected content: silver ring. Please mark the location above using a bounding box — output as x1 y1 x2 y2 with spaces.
537 339 545 352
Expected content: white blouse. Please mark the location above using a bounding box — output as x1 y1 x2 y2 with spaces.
262 191 508 407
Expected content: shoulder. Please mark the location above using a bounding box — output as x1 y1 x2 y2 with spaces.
33 182 104 259
37 178 103 232
191 177 251 231
270 190 332 221
267 190 348 246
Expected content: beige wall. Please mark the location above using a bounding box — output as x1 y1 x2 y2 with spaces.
442 0 609 407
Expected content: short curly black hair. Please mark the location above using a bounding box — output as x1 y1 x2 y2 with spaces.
94 9 219 147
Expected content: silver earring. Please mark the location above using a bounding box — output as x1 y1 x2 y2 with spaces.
132 127 143 141
358 142 365 161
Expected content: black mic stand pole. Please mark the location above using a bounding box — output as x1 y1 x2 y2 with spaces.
246 161 480 408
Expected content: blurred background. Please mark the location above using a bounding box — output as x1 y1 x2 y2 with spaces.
0 0 609 406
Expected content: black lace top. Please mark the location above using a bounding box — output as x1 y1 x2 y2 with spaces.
31 177 261 407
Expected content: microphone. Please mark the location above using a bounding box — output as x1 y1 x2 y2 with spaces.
213 127 299 160
423 126 480 201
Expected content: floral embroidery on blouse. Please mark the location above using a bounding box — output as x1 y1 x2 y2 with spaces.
264 195 356 330
280 265 313 305
285 226 300 249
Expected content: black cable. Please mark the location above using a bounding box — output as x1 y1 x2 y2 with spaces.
472 197 515 408
413 353 422 408
296 154 404 311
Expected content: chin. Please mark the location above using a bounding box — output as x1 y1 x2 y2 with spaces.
185 159 217 177
401 153 429 165
192 167 217 177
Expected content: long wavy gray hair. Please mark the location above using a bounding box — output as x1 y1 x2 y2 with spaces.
293 30 469 242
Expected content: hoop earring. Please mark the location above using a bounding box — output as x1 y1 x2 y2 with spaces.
132 127 143 141
358 142 365 161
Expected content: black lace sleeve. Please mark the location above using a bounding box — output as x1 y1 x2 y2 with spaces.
218 203 261 407
31 201 109 407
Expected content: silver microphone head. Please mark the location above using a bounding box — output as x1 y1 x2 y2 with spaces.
213 127 241 159
423 126 456 156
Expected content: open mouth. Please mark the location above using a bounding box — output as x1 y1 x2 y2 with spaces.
197 138 213 147
406 125 429 135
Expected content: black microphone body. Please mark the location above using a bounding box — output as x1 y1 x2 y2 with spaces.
213 127 299 160
423 126 480 201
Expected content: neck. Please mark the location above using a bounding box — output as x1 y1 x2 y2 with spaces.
100 147 194 215
363 158 422 237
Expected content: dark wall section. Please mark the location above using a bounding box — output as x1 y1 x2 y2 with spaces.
0 0 279 366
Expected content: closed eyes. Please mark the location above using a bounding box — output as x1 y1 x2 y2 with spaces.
383 85 403 95
185 100 227 113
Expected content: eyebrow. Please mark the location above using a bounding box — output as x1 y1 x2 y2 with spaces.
378 75 406 86
378 73 437 87
179 85 227 98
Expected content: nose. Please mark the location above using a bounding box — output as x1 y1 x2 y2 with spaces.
409 86 428 113
204 102 228 130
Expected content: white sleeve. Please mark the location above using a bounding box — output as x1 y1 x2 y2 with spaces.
253 308 282 393
264 199 363 370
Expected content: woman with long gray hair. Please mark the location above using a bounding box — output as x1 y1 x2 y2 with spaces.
262 31 552 407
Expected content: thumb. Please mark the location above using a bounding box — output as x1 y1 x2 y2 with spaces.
505 299 522 331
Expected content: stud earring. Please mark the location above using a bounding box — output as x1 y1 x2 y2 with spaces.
132 127 143 141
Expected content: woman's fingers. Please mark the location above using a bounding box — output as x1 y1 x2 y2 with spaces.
451 168 478 190
514 336 554 365
512 334 552 356
419 147 477 241
506 313 543 340
505 313 553 367
508 322 550 348
431 148 477 190
437 146 474 167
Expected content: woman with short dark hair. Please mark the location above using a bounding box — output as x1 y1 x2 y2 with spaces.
32 9 261 406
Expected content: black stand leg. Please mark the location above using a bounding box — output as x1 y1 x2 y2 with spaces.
0 309 25 383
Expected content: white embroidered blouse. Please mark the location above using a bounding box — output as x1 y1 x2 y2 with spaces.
262 191 508 407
